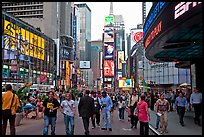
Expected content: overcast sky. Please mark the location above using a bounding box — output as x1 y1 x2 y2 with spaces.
75 2 143 41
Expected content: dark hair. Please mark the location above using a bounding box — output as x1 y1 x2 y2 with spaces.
141 95 146 100
85 90 90 95
48 91 54 95
5 84 12 91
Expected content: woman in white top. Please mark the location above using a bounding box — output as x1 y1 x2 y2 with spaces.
117 96 126 120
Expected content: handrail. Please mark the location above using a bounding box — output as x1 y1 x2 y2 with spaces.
149 124 161 135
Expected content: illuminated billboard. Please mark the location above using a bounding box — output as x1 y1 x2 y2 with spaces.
119 79 134 88
117 72 122 80
104 26 114 42
104 43 114 59
105 15 114 26
104 60 114 77
130 29 143 49
80 61 91 69
117 51 124 69
4 20 45 60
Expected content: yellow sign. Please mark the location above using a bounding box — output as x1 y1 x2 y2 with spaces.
66 61 70 86
4 20 44 60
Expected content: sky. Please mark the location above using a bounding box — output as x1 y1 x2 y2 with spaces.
75 2 143 41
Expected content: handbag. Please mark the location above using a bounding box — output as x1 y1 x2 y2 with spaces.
2 94 15 118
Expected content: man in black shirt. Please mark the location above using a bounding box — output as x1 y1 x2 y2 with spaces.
42 91 60 135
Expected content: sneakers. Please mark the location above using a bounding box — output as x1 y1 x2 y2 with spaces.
92 126 95 129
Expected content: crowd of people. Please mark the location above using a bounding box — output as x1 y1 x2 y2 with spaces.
2 84 202 135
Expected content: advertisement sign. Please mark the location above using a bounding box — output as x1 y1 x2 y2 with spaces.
117 51 124 69
119 79 133 88
66 61 69 86
104 26 114 42
104 60 114 77
4 20 45 60
105 15 114 26
80 61 91 69
104 43 114 59
99 51 103 70
40 74 47 83
130 29 143 49
117 72 122 80
61 47 74 62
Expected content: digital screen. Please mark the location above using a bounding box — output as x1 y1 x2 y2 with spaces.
105 15 114 26
104 43 114 59
104 60 114 77
119 79 133 88
104 26 114 42
80 61 91 69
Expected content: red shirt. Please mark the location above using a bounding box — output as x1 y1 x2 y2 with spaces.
137 100 149 123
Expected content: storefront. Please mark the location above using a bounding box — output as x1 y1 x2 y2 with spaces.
2 11 56 85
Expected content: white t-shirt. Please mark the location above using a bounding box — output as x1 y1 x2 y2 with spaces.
61 100 75 116
118 101 126 108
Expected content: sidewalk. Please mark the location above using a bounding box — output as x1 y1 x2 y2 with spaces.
149 109 202 135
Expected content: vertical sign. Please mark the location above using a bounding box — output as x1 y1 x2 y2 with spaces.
73 15 77 59
66 61 69 86
117 51 124 70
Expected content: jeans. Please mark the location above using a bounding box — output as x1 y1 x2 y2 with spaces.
156 115 160 128
118 108 125 120
102 110 111 128
2 114 16 135
140 121 149 135
177 106 185 124
43 115 57 135
64 115 74 135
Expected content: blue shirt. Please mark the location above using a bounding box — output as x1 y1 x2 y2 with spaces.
99 95 113 112
175 96 188 107
190 92 202 104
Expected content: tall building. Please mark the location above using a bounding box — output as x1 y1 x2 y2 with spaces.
91 40 103 84
2 2 74 39
75 3 91 61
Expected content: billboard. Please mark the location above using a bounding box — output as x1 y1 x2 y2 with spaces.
103 60 114 77
105 15 114 26
60 47 74 62
130 29 143 49
65 61 70 86
80 61 91 69
104 43 114 59
117 51 124 69
104 26 114 42
117 71 122 80
3 20 45 60
99 51 103 70
119 79 134 88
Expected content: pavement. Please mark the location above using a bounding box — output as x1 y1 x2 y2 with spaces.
5 104 202 135
149 109 202 135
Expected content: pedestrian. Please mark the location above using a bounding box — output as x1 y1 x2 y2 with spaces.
69 89 76 101
36 98 43 119
42 91 60 135
99 90 113 131
117 96 126 120
60 93 76 135
190 87 202 126
155 93 170 134
78 90 95 135
128 90 138 128
91 91 101 128
2 84 20 135
175 92 188 126
137 94 150 135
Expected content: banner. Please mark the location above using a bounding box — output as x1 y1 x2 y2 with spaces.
66 61 70 86
104 60 114 77
117 51 124 69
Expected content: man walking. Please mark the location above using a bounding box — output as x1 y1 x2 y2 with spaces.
175 92 188 126
78 90 95 135
99 91 113 131
91 91 101 128
2 84 20 135
60 93 76 135
42 91 60 135
190 87 202 126
155 93 170 134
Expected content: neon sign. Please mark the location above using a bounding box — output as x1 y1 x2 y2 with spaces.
144 2 167 35
174 2 202 19
144 21 162 48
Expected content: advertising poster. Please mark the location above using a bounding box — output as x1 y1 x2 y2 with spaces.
104 15 114 26
119 79 133 88
130 29 143 49
104 26 114 42
117 51 124 69
66 61 70 86
104 43 114 59
104 60 114 77
117 71 122 80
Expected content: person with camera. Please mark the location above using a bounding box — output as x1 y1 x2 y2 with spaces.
99 91 113 131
